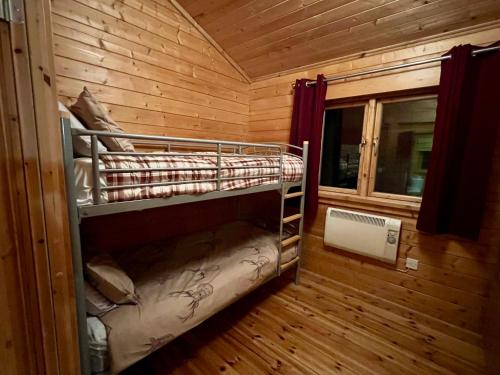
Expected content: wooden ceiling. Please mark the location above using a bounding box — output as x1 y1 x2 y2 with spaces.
177 0 500 79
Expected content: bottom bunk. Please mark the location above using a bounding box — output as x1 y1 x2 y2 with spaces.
84 221 298 374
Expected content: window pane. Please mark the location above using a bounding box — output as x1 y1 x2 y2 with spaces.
374 98 437 197
321 106 365 189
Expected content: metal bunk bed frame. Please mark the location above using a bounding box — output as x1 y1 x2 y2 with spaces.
60 117 308 375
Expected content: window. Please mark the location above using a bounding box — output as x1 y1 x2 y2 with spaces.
320 105 365 190
320 95 437 203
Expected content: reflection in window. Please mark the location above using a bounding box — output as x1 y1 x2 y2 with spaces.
321 106 365 190
374 98 437 196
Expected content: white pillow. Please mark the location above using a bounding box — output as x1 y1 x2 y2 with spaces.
58 101 107 157
86 316 108 348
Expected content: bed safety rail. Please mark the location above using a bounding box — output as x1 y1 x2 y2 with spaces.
74 128 296 205
62 123 307 219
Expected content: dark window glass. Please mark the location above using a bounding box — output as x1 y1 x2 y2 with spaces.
320 106 365 189
374 98 437 196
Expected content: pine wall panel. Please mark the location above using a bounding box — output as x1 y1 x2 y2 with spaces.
50 1 500 369
248 23 500 358
178 0 500 78
51 0 250 141
484 271 500 373
248 24 500 143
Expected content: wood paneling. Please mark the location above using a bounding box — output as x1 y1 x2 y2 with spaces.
248 24 500 143
0 21 39 375
51 0 250 141
1 0 82 372
247 24 500 342
80 198 240 256
16 0 82 370
484 273 500 373
178 0 500 78
123 270 486 374
483 213 500 375
44 2 500 372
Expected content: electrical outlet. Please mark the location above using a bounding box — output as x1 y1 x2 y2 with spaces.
405 258 419 270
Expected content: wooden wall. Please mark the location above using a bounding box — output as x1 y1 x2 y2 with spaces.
51 0 250 141
248 24 500 143
484 270 500 373
0 22 39 375
80 197 240 256
1 0 82 373
248 23 500 369
49 2 500 370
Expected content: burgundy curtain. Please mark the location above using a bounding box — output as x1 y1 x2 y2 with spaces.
417 43 500 239
289 74 327 218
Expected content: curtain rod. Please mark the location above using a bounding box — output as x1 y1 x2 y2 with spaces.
301 45 500 87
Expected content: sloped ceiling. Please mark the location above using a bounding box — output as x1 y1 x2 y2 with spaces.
177 0 500 79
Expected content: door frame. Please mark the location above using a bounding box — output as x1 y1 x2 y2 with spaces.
1 1 81 374
0 19 43 375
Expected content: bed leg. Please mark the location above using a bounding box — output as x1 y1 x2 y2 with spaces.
61 118 92 375
294 264 300 284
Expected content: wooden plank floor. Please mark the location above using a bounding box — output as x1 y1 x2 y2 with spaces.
124 270 486 375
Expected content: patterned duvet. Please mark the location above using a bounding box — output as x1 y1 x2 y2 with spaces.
94 222 297 374
100 152 303 202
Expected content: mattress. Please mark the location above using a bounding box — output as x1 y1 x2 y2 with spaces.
88 221 298 374
74 152 303 205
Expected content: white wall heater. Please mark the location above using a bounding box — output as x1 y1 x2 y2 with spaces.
324 208 401 264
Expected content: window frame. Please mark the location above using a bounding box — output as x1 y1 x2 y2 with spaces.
320 101 370 196
319 92 438 209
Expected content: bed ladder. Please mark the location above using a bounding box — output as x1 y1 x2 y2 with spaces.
278 142 308 283
278 185 305 283
277 141 309 284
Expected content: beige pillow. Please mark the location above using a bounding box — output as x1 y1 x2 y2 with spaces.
70 87 135 152
58 101 107 157
84 281 118 316
86 254 139 305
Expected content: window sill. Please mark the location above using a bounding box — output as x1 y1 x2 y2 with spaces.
318 190 421 219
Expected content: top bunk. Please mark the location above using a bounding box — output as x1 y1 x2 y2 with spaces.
60 115 308 220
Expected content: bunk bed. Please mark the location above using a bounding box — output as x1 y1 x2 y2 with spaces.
60 115 308 374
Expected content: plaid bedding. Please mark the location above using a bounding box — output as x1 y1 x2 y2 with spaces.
100 153 303 202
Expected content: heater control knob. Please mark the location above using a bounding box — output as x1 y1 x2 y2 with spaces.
387 231 397 245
